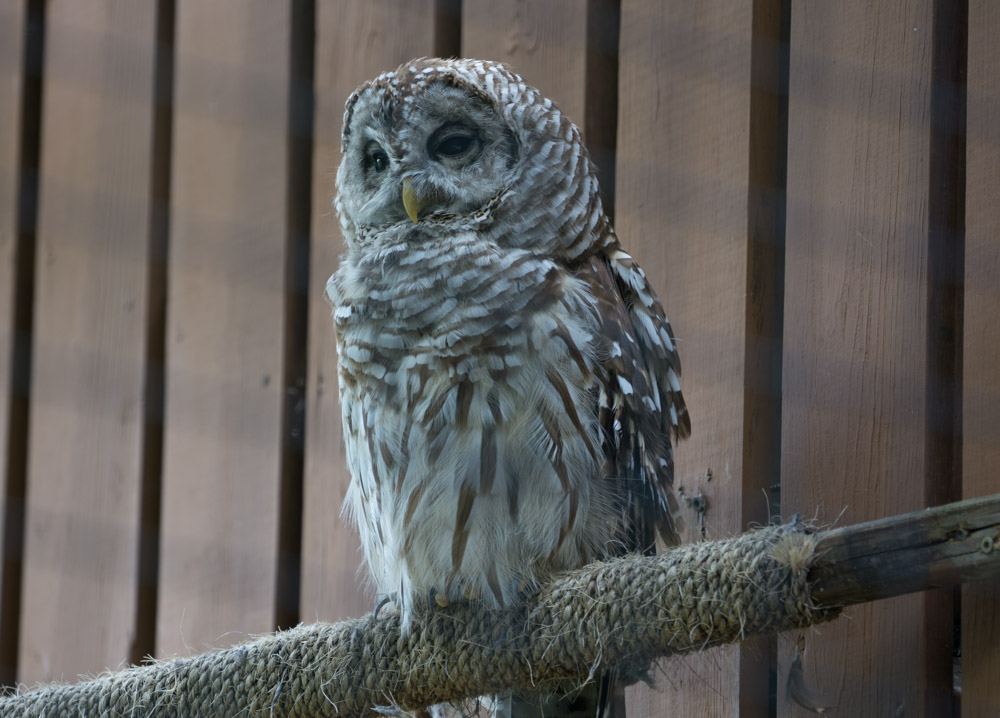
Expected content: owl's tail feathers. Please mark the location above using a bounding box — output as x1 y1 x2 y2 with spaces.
492 672 625 717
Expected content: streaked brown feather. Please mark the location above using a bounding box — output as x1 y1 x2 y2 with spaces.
577 250 690 551
452 480 477 570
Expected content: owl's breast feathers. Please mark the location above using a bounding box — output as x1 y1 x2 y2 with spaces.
329 229 572 394
331 229 618 624
328 224 688 626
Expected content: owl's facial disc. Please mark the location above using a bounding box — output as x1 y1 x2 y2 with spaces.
339 79 519 231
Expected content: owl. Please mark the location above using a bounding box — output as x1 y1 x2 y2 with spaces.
328 58 689 717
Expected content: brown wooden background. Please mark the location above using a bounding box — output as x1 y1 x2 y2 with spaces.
0 1 997 715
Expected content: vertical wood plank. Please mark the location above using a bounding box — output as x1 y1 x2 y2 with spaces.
617 1 781 715
0 3 23 465
962 1 1000 714
17 2 158 683
157 1 290 656
779 2 951 715
461 0 618 211
301 0 451 624
0 0 26 685
462 0 590 127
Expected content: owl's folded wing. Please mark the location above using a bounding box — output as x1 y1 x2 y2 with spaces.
583 249 690 549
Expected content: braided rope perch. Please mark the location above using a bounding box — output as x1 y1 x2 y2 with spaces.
5 493 998 716
0 522 839 717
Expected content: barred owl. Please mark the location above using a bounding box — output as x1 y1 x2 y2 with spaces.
328 58 689 717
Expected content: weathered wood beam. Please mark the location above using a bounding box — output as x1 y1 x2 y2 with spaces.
810 493 1000 607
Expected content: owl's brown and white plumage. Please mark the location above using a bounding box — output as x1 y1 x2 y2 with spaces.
328 58 689 715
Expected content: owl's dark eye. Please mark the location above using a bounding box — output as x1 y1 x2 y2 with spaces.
433 134 474 157
366 148 389 173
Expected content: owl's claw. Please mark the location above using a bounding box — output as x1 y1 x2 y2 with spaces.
373 593 396 621
427 588 449 609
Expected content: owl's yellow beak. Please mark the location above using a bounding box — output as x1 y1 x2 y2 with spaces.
401 178 429 223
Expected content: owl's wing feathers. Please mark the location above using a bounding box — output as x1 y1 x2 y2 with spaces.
582 247 690 550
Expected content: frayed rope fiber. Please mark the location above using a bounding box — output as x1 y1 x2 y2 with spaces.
1 522 839 717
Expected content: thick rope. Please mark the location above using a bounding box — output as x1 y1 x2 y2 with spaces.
0 522 838 717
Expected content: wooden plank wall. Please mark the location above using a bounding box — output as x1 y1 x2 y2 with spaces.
0 1 997 716
0 2 23 545
0 0 28 688
962 2 1000 716
156 0 293 656
616 1 783 715
18 2 160 683
778 2 960 715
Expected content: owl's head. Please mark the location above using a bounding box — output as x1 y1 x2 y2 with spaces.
335 58 603 252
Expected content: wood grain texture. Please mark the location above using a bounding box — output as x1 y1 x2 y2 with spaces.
617 1 777 715
962 2 1000 714
0 0 25 685
779 1 949 715
462 0 618 210
0 0 25 586
300 0 448 625
17 1 158 683
157 1 290 656
809 494 1000 607
462 0 589 126
0 1 23 464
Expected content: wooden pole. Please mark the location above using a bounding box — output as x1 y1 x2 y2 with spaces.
810 493 1000 607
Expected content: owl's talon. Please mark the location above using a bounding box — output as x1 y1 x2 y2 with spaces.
427 588 449 609
372 593 395 621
